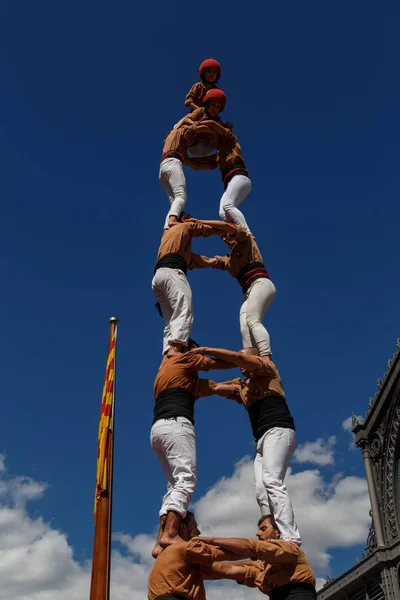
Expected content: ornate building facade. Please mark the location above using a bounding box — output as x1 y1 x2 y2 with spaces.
318 339 400 600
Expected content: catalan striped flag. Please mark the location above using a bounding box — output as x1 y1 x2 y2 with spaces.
94 326 117 519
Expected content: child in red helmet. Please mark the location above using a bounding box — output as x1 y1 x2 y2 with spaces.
184 59 221 112
175 89 236 158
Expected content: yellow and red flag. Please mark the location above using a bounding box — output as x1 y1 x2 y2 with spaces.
94 326 117 519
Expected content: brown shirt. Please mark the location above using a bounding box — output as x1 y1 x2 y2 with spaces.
189 107 223 125
156 222 219 267
148 540 234 600
162 127 197 160
217 140 246 173
184 82 217 108
240 540 316 594
213 226 264 279
221 357 286 409
186 108 237 152
154 351 216 399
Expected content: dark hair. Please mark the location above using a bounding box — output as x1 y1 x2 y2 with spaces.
182 510 195 526
179 211 194 222
188 338 199 350
257 515 278 530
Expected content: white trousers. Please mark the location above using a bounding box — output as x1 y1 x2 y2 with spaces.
219 174 252 232
152 267 193 354
254 427 302 545
159 157 187 229
150 417 197 517
240 278 276 356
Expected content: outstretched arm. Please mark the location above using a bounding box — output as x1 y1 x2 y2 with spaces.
196 378 217 398
196 378 241 399
206 358 238 371
197 537 300 565
195 219 238 236
204 562 249 582
193 347 262 372
194 537 257 559
197 120 237 141
213 379 243 403
186 101 201 110
174 115 196 130
189 253 218 269
186 539 249 565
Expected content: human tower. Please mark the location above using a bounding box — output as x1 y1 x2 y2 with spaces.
148 60 316 600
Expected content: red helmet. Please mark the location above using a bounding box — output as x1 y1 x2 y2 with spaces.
203 88 226 111
199 58 221 79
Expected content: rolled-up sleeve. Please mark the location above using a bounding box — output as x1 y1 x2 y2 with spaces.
213 255 230 270
190 222 220 239
188 253 211 269
186 540 239 565
195 378 215 398
185 84 203 107
251 539 299 564
237 564 263 588
219 380 242 402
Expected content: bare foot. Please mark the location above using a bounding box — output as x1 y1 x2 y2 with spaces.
159 533 185 548
168 216 179 227
151 543 164 559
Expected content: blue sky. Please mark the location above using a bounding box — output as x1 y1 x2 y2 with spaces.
0 0 399 595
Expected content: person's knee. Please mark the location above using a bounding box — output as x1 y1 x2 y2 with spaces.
246 313 260 330
254 480 266 499
262 472 286 491
222 200 235 216
174 482 196 502
175 470 197 491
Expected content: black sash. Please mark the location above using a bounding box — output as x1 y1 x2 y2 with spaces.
224 168 249 188
237 261 269 294
153 388 195 425
161 150 183 162
248 395 295 442
154 253 187 275
270 583 317 600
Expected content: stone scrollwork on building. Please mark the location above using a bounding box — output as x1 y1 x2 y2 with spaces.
366 514 377 554
318 339 400 600
383 406 400 541
369 427 384 460
364 339 400 419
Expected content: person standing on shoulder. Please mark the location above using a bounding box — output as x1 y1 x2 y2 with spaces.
184 59 221 112
195 516 315 599
150 344 234 558
175 89 236 158
217 137 252 231
187 222 275 357
192 346 301 546
152 216 237 355
161 93 235 228
159 127 201 230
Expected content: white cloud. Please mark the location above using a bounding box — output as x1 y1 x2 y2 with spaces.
293 436 336 466
342 415 363 449
0 445 370 599
193 455 370 574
